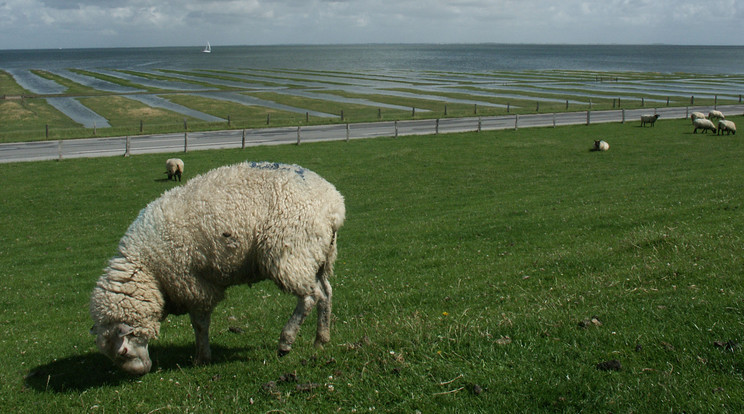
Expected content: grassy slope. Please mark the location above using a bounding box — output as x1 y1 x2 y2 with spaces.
1 117 743 412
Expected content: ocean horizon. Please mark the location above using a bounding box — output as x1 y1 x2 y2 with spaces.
2 43 744 75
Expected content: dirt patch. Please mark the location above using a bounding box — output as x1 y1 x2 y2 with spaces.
0 101 34 121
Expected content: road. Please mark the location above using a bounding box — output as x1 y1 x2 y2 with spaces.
1 105 742 164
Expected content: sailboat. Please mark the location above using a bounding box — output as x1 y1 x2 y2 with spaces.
202 41 211 53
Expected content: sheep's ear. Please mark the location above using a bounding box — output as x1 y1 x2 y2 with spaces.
118 323 134 337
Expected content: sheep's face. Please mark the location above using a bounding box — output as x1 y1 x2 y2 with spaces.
94 323 152 375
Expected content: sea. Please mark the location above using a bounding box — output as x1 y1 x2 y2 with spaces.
2 44 744 75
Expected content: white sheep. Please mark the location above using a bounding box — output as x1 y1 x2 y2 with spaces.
717 119 736 135
165 158 184 181
593 140 609 151
640 114 660 127
690 112 706 123
90 161 346 375
708 110 725 120
693 118 717 134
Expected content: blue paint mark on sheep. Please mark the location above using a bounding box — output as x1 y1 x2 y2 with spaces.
248 161 306 179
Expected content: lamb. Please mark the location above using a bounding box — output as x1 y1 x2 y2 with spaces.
693 118 717 134
708 110 725 120
690 112 706 122
593 140 609 151
165 158 184 181
640 114 660 127
90 161 346 375
717 119 736 135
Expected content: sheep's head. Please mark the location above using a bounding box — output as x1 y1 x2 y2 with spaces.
92 323 152 375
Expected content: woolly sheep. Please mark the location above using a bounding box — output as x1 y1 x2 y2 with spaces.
690 112 706 122
640 114 660 127
593 140 609 151
165 158 184 181
717 119 736 135
708 110 725 120
693 118 717 134
90 161 346 375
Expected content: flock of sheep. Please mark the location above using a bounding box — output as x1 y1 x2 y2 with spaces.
595 110 737 152
90 107 738 375
691 110 737 135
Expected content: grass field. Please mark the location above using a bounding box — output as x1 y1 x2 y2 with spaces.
1 116 743 412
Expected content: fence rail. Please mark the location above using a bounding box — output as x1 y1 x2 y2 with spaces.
2 105 743 164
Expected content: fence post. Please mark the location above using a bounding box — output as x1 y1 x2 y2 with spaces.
586 111 591 126
536 102 539 112
125 136 130 157
589 99 592 110
553 113 556 128
622 109 625 123
341 110 345 121
394 120 399 138
565 100 568 110
266 114 270 125
444 104 447 116
140 120 143 133
666 97 670 106
346 124 350 142
507 103 510 113
411 107 415 118
46 124 49 139
514 114 519 130
306 112 309 123
184 131 188 152
93 122 96 136
641 97 645 107
690 96 694 105
296 126 301 145
714 95 717 109
378 108 382 120
228 115 231 127
474 104 477 115
241 129 246 149
58 140 63 161
686 106 689 119
435 119 439 135
477 117 482 133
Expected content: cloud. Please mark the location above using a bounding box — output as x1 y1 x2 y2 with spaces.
0 0 742 48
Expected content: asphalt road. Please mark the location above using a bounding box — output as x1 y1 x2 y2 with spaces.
2 104 742 164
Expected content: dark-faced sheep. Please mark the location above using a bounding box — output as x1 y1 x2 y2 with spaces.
165 158 184 181
593 140 609 151
640 114 660 127
90 162 346 375
693 118 717 134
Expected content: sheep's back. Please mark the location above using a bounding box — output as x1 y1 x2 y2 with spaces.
119 162 345 303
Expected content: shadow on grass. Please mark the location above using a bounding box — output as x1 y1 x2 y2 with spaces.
24 344 250 392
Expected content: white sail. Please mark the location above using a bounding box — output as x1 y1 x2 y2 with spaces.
202 42 211 53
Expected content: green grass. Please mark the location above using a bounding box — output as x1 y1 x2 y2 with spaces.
1 116 744 412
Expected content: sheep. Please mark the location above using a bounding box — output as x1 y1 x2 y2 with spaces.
693 118 717 134
717 119 736 135
690 112 706 122
640 114 660 127
593 140 609 151
90 161 346 375
165 158 184 181
708 110 725 120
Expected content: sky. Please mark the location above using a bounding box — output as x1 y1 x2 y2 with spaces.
1 0 742 50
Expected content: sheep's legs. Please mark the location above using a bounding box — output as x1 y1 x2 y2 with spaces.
314 276 332 348
278 295 316 356
190 311 212 365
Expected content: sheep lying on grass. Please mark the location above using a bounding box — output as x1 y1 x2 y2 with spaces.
693 118 717 134
90 161 346 375
592 140 609 151
640 114 660 127
708 110 725 120
717 120 736 135
165 158 184 181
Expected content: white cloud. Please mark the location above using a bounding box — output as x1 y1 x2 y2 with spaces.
0 0 741 49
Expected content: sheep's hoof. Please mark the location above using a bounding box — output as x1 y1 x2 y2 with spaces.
277 349 291 357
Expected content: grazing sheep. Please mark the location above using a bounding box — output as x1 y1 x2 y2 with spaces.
717 119 736 135
693 118 717 134
690 112 706 123
640 114 660 127
90 161 346 375
593 140 610 151
165 158 184 182
708 110 725 120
